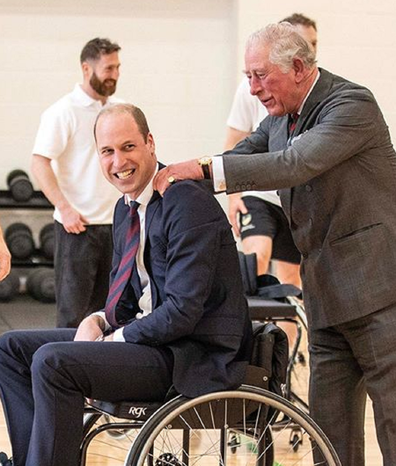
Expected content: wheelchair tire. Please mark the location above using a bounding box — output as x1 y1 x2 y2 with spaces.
80 411 144 465
126 385 341 466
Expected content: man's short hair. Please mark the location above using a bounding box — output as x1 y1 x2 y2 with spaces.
281 13 317 31
94 103 150 143
246 22 316 72
80 38 121 64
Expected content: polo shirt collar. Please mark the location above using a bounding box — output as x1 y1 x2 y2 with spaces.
72 83 105 108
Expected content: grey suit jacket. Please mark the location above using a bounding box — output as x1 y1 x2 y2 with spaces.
222 68 396 330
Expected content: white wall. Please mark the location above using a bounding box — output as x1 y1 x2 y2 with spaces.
0 0 237 189
0 0 395 192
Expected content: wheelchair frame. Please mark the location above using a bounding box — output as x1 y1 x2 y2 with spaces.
248 295 309 411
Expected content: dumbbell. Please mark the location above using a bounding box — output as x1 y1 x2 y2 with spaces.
39 224 54 260
5 223 35 260
0 270 20 301
6 169 34 202
26 268 56 303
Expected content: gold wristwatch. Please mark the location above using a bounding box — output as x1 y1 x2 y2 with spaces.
198 156 213 180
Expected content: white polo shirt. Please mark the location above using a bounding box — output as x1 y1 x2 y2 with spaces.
226 77 280 206
32 84 122 224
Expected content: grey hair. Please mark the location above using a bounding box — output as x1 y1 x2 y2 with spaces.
94 103 150 142
246 22 316 73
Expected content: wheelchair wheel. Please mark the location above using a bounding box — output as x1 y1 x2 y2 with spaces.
80 411 143 465
126 385 341 466
228 429 274 463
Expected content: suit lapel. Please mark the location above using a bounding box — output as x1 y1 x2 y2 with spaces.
146 162 165 235
296 68 334 134
282 70 334 218
145 190 162 236
143 190 162 310
143 162 166 309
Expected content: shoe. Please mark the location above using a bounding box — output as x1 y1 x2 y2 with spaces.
0 452 13 466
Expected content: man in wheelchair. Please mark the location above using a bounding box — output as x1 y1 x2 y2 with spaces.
0 104 253 466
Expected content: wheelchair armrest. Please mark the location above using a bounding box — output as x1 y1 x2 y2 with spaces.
248 296 297 320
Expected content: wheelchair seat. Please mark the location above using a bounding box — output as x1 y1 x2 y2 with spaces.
86 321 288 419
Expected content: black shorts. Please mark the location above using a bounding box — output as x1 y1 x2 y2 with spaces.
239 196 301 264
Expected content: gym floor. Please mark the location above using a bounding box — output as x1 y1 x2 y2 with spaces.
0 294 55 334
0 294 56 457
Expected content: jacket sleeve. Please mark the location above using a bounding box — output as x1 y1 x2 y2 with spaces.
222 88 386 193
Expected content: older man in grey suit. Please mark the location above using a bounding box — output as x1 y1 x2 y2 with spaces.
155 22 396 466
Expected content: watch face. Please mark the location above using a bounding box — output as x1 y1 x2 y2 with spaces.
198 157 212 179
200 157 212 165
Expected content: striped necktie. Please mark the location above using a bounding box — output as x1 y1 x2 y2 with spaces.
289 113 299 134
105 201 140 328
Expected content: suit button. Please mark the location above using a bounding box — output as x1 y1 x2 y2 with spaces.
252 184 257 189
246 184 252 190
242 185 247 190
305 185 312 192
235 184 241 190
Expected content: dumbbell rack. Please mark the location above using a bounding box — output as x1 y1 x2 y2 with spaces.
0 189 51 209
0 189 53 267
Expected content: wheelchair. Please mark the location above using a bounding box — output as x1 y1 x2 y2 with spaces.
79 322 340 465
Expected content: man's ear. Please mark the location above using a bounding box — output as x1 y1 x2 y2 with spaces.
81 61 92 79
147 132 156 156
292 57 305 83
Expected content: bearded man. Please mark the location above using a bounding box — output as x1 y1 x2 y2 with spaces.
31 38 122 327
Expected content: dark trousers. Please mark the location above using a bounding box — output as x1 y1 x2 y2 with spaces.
309 303 396 466
54 222 113 328
0 329 173 466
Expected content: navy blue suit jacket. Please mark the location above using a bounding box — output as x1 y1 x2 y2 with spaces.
109 176 252 397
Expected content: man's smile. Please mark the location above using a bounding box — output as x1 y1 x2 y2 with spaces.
115 168 135 180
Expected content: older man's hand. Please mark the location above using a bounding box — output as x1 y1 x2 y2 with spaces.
154 159 204 196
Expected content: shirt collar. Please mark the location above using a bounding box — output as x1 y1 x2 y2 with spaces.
72 83 107 108
296 70 321 115
124 163 159 207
